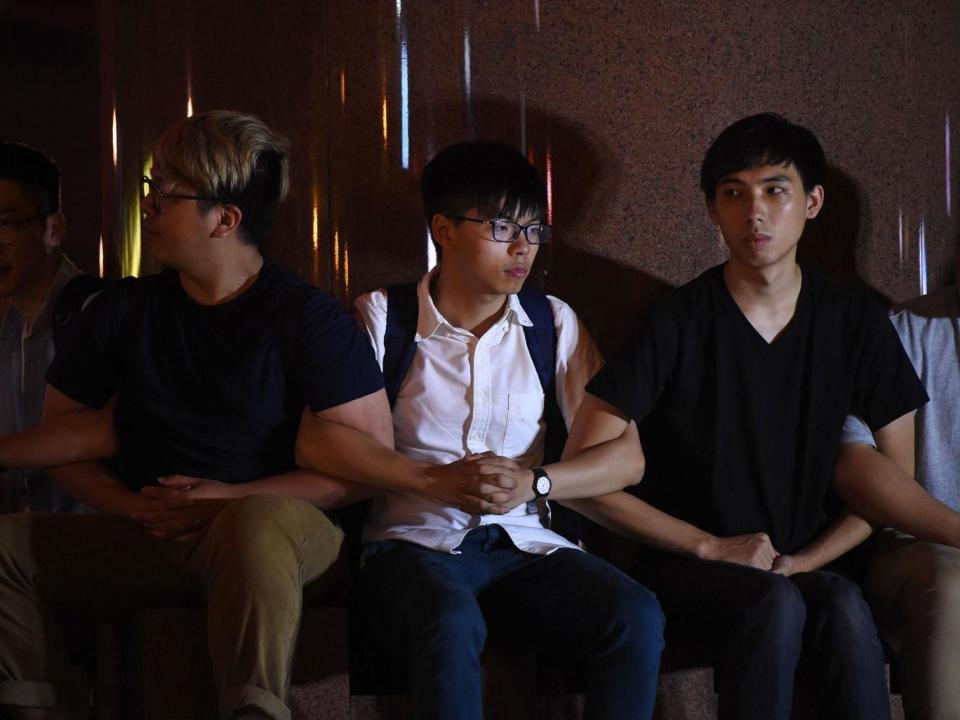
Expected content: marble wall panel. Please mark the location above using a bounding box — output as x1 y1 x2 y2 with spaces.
99 0 960 352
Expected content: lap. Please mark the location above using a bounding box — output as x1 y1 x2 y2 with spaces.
866 532 960 628
0 512 199 613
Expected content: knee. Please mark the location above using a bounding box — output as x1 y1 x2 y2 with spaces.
413 592 486 658
607 581 665 653
748 574 806 645
814 575 878 640
206 495 342 576
909 544 960 605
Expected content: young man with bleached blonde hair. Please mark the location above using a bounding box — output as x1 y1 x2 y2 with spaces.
0 111 391 720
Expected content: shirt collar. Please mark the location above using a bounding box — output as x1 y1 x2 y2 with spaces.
21 255 81 338
414 267 533 341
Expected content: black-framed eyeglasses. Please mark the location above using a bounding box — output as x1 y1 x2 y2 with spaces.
0 214 44 246
141 176 227 215
446 215 552 245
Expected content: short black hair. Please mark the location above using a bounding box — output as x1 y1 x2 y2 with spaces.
421 141 547 239
700 113 825 202
0 142 61 214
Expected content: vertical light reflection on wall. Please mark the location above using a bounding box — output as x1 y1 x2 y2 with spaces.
395 0 406 167
311 183 320 285
381 78 389 151
186 68 194 117
111 105 118 170
898 207 904 268
343 236 351 301
98 234 104 278
399 26 410 168
427 227 437 271
333 227 341 294
463 24 474 137
122 154 148 278
340 71 346 107
533 0 541 32
919 217 928 295
545 143 554 224
947 113 952 218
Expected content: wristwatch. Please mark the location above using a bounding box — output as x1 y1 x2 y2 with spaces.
531 466 552 500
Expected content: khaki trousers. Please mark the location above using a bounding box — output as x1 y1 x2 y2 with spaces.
0 494 344 720
866 530 960 720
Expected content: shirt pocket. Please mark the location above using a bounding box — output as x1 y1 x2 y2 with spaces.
499 391 545 458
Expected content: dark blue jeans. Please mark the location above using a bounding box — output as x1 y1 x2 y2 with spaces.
635 553 891 720
355 525 664 720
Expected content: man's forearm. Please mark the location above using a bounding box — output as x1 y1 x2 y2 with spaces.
541 421 644 501
0 407 116 469
296 415 433 495
835 443 960 548
225 469 377 509
50 461 148 517
564 491 717 558
780 512 874 574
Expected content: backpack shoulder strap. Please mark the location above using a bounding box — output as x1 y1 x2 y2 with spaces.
516 287 556 394
383 282 420 408
52 274 110 349
517 288 583 544
516 288 566 462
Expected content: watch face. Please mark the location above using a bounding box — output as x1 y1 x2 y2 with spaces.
535 475 551 496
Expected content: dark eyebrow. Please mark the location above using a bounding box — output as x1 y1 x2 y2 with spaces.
718 174 794 185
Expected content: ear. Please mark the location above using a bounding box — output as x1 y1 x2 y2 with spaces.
430 213 456 250
805 185 825 220
705 197 719 226
44 211 66 250
210 204 243 238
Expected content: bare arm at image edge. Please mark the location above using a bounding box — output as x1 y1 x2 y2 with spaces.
834 411 960 547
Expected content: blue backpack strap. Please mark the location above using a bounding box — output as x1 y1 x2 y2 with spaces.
516 288 566 462
383 282 420 408
517 288 580 544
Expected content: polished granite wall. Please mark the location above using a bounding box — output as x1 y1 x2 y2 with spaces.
99 0 960 352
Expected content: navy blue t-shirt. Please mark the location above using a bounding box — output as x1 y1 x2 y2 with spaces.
47 259 384 491
587 264 928 555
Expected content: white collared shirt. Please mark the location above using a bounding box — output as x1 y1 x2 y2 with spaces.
355 269 603 555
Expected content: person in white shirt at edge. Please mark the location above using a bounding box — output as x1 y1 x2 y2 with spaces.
296 141 664 720
835 257 960 720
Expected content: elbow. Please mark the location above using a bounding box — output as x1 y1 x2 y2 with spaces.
623 456 645 489
619 446 646 490
294 436 311 469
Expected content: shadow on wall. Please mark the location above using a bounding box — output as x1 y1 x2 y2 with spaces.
799 164 894 307
461 94 672 357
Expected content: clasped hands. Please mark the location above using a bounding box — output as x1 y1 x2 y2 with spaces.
421 452 534 515
130 475 235 542
701 532 801 576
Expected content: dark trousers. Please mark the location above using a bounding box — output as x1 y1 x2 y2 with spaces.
635 553 890 720
355 525 664 720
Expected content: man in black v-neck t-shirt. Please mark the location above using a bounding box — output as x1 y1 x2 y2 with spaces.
566 114 927 720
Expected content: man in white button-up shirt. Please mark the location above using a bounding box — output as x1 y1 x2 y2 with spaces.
298 142 664 720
